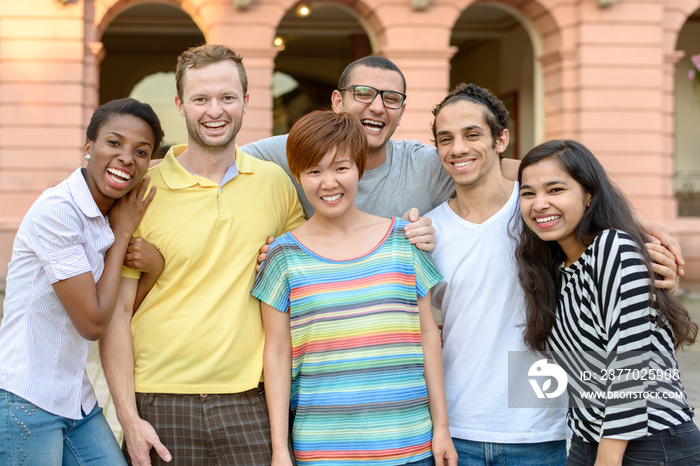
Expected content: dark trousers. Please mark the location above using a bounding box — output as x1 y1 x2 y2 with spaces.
566 421 700 466
123 385 272 466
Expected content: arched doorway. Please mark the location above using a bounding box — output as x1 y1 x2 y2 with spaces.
272 1 372 134
674 8 700 217
129 71 187 152
100 3 205 154
449 3 540 159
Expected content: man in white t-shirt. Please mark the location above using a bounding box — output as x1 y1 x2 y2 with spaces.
425 83 570 465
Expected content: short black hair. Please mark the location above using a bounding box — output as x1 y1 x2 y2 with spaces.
86 98 165 156
338 56 406 94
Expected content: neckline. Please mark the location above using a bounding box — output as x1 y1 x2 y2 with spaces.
361 141 392 178
443 182 519 228
560 239 596 272
287 217 397 263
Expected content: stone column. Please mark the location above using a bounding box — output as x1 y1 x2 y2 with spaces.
381 48 457 146
0 0 89 279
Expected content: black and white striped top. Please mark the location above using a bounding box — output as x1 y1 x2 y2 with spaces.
549 229 693 442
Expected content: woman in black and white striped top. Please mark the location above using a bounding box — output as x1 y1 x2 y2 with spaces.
515 140 700 465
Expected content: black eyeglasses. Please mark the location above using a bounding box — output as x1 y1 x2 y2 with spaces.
339 85 406 109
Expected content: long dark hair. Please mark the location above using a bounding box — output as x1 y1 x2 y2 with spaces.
515 139 697 351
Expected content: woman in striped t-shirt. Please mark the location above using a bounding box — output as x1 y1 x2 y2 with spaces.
251 111 457 466
514 140 699 465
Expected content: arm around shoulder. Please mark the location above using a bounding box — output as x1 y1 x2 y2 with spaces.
240 135 289 164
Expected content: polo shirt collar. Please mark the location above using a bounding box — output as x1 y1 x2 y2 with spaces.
160 144 250 189
235 148 255 175
70 168 104 219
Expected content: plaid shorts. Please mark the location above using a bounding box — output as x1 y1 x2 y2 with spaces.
124 384 272 466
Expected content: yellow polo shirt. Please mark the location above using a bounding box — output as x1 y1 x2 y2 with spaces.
125 145 304 394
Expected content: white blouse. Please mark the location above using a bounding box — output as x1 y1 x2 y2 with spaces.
0 168 113 420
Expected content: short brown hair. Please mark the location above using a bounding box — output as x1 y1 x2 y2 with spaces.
287 111 368 180
175 44 248 99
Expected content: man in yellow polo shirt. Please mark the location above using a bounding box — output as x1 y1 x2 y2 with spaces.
99 44 304 466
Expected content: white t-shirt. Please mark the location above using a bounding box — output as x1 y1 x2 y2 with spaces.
427 184 569 443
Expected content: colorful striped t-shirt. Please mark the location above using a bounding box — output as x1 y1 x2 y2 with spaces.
251 218 442 465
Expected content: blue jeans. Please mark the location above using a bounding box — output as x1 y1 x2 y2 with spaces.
453 437 567 466
566 421 700 465
0 389 126 466
403 456 435 466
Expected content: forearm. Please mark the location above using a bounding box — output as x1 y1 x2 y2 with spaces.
261 303 293 458
55 231 134 340
99 279 140 426
594 438 628 466
422 328 450 429
264 352 291 456
94 231 133 321
264 342 292 455
418 295 450 430
133 270 159 311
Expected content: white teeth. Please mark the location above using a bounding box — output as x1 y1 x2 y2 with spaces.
454 160 474 168
361 119 384 133
321 194 342 201
107 168 131 181
204 121 226 129
536 215 560 224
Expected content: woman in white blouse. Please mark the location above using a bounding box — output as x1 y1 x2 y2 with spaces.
0 98 163 465
515 139 699 466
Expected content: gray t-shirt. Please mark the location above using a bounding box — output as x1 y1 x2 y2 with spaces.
241 135 454 218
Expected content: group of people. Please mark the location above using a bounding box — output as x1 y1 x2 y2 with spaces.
0 42 698 466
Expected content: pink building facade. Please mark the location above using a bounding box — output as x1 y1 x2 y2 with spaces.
1 0 700 289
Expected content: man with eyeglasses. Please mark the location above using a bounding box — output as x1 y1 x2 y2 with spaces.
242 55 464 250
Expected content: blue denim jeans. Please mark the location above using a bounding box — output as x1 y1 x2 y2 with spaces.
452 437 567 466
566 421 700 465
402 455 435 466
0 389 126 466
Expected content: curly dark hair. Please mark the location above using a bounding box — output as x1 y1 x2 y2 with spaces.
431 83 509 148
514 139 697 351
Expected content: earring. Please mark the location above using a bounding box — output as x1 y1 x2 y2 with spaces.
587 199 592 207
85 154 91 162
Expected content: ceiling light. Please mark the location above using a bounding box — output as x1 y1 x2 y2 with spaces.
296 3 311 17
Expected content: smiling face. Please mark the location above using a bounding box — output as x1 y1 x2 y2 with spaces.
519 157 593 264
83 113 154 214
434 100 508 190
298 146 360 219
175 60 249 153
331 66 405 155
